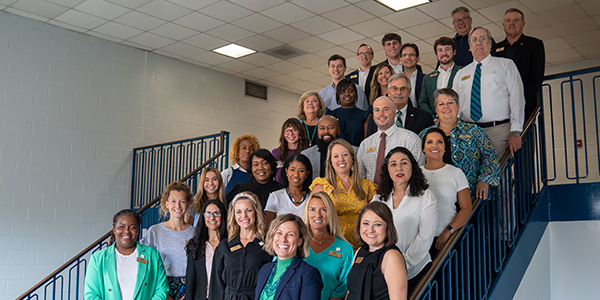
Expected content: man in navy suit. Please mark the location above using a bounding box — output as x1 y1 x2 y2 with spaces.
400 43 425 108
493 8 545 121
388 72 433 135
346 43 377 99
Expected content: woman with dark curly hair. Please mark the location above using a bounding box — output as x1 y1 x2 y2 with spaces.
185 200 227 300
222 134 260 195
372 147 438 295
326 79 371 147
226 149 282 211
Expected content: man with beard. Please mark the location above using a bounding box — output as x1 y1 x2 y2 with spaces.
358 96 424 184
301 115 358 181
418 37 463 118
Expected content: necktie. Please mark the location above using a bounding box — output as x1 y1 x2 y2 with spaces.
396 111 403 128
470 62 482 122
374 132 386 185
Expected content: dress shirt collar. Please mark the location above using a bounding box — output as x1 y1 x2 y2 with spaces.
476 54 492 66
437 62 455 73
379 123 399 137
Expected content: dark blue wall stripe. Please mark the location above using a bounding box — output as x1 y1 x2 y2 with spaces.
549 182 600 221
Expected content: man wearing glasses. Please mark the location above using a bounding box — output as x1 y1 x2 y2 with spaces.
346 44 377 98
388 73 433 135
399 43 424 107
452 27 525 159
451 6 474 67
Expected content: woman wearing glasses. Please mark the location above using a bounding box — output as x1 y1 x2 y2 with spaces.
185 200 228 300
272 118 309 184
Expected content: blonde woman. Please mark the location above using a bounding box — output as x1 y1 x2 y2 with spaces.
209 192 272 300
190 167 225 226
141 181 195 300
303 192 354 300
297 91 327 147
310 139 377 248
221 134 260 194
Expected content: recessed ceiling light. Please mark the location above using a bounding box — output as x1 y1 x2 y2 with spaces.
212 43 256 58
375 0 430 11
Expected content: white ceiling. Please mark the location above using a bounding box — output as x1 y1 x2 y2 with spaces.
2 0 599 95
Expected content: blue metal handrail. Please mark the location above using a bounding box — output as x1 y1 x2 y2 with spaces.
411 105 547 299
17 131 229 300
131 131 230 209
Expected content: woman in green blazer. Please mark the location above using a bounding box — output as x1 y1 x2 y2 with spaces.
84 209 169 300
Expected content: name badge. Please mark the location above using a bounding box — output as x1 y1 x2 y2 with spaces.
458 134 471 139
354 257 364 264
137 257 148 265
230 245 242 252
328 250 342 258
429 73 438 78
366 147 376 153
350 74 357 79
461 75 471 81
495 47 504 52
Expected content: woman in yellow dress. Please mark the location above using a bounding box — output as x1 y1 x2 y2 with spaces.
310 139 377 248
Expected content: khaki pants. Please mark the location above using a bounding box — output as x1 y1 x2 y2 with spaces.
482 122 510 159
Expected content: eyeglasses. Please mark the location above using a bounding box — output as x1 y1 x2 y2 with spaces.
390 86 409 93
452 16 471 24
469 36 488 43
284 129 299 134
203 212 222 217
357 52 373 57
401 53 416 58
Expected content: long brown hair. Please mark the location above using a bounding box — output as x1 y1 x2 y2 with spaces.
276 118 308 161
192 167 226 213
369 63 394 105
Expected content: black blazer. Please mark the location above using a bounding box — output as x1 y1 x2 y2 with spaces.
493 34 545 120
404 101 434 135
414 71 425 103
186 254 208 300
346 65 377 100
255 256 323 300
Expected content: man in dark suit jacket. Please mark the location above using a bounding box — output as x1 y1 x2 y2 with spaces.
400 43 425 108
346 43 377 99
493 8 545 121
388 73 433 135
418 37 463 118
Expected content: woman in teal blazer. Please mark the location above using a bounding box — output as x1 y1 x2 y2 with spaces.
84 209 169 300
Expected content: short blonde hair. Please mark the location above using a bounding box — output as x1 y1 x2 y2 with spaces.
297 91 326 121
227 192 266 241
302 192 347 242
264 214 311 259
159 181 193 219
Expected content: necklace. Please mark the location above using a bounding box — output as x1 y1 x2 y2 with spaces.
302 119 317 147
313 234 332 245
287 189 307 206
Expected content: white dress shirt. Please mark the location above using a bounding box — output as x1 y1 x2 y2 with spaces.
397 105 408 127
436 63 455 89
358 68 369 91
452 54 525 131
373 188 438 279
407 71 418 107
357 125 424 182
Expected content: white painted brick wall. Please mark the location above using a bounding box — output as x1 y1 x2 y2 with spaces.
0 11 299 299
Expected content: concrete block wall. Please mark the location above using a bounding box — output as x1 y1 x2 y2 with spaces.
0 12 299 299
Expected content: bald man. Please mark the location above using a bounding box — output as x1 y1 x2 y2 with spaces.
358 97 424 183
301 115 358 180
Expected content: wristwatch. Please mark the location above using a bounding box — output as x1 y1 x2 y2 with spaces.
510 131 521 137
446 225 455 234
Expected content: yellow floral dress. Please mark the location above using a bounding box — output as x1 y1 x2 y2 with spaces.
310 177 377 249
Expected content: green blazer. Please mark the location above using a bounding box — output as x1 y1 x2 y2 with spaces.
84 243 169 300
417 64 462 117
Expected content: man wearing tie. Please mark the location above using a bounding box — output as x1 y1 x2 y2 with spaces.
452 27 525 158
